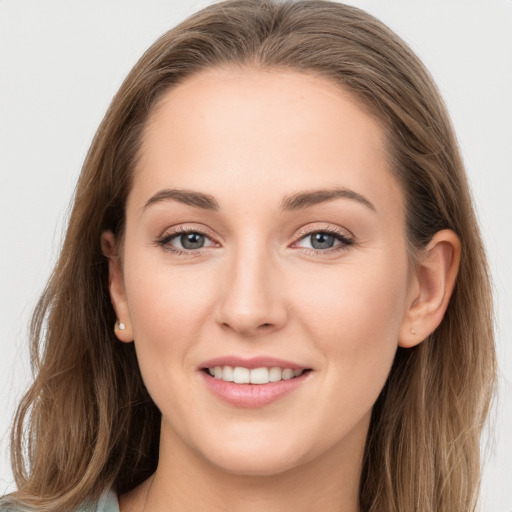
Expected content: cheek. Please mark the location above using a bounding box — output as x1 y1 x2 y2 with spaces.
298 255 408 342
122 259 220 416
295 254 408 402
126 262 214 347
121 251 228 406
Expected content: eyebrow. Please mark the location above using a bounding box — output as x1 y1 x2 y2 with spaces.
143 186 376 213
144 189 220 211
280 187 376 212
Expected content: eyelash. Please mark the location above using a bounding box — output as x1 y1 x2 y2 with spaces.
155 225 355 257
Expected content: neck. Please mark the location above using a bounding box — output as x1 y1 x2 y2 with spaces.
121 415 368 512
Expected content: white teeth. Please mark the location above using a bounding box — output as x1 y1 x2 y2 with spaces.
269 367 282 382
250 367 269 384
222 365 234 382
207 366 305 384
233 367 250 384
282 368 294 380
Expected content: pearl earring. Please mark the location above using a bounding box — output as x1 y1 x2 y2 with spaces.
117 321 126 331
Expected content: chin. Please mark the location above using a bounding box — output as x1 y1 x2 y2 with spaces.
194 431 314 477
206 450 304 477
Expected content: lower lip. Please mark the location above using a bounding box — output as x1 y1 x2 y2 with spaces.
199 371 310 408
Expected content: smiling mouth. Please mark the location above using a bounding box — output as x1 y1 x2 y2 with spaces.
203 366 312 384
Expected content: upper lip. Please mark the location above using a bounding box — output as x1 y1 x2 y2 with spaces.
198 356 310 371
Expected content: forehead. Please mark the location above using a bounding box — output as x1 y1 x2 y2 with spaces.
131 67 402 220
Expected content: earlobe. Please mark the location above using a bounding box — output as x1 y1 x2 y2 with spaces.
398 229 461 348
101 231 134 343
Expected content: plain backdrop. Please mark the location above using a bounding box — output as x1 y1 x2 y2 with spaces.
1 1 511 510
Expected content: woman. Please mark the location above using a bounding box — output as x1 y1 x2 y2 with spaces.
1 1 496 511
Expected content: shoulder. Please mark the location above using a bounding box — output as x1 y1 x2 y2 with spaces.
0 488 119 512
80 488 120 512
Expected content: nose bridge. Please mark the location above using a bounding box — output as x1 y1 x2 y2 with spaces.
216 234 286 335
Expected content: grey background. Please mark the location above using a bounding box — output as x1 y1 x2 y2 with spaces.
1 1 511 510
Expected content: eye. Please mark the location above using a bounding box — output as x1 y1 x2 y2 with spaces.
156 227 217 254
294 228 354 254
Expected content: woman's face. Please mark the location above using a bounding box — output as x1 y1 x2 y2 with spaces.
110 68 417 476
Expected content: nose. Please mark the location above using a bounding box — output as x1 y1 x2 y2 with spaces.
214 241 288 337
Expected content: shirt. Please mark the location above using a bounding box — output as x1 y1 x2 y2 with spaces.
79 489 119 512
0 488 119 512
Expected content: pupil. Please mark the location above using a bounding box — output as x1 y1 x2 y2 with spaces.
311 233 335 250
181 233 204 249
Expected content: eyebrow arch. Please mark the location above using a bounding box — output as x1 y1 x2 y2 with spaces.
144 189 220 211
280 187 376 212
143 186 376 213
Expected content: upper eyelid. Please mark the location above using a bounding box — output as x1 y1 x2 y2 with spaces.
294 224 355 242
160 224 352 239
161 224 217 239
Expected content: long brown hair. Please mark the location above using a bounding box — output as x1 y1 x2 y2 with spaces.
3 1 495 511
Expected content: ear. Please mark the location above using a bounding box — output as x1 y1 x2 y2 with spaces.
101 230 134 343
398 229 461 348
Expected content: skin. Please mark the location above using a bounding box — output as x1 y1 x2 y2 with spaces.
102 68 460 512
